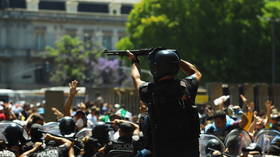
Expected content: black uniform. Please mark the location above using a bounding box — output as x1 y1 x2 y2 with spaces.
104 136 143 157
0 149 16 157
139 77 200 157
29 145 69 157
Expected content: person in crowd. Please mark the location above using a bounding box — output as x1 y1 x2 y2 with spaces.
87 106 100 127
2 101 17 120
1 123 27 157
248 100 273 135
91 121 112 147
20 133 73 157
63 80 93 130
115 104 132 121
74 110 91 130
80 136 100 157
205 110 248 141
59 116 76 137
98 119 143 157
0 105 6 121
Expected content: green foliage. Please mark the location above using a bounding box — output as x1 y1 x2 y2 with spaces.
118 0 280 83
46 35 101 85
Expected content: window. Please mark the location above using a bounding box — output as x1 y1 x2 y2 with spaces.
66 29 77 37
35 28 46 51
0 66 2 83
118 31 125 40
102 35 112 50
0 0 4 9
78 3 108 13
35 64 48 84
0 29 2 48
9 0 26 9
39 1 65 11
121 5 133 14
83 31 94 49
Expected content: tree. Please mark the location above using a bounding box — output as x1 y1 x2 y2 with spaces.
46 35 125 86
118 0 274 83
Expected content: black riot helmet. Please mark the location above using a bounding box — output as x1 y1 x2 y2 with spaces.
30 123 44 142
3 123 26 146
59 116 76 137
148 48 180 81
92 122 110 146
205 139 223 155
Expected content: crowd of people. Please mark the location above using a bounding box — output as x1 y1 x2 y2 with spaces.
2 83 279 157
0 49 279 157
0 80 147 157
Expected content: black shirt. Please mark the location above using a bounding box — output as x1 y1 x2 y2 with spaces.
0 149 16 157
139 77 199 133
139 77 200 157
104 136 143 156
29 145 68 157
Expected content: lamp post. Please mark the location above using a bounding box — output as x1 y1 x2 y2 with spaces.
257 15 279 83
265 17 280 83
271 19 276 83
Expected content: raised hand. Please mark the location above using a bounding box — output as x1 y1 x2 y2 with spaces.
126 50 136 61
240 94 247 104
69 80 79 96
248 102 255 112
265 100 273 114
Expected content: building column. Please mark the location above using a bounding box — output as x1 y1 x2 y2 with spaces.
95 31 103 48
112 29 119 49
26 0 39 11
66 0 78 13
76 28 83 39
207 83 223 105
229 84 239 106
109 3 121 16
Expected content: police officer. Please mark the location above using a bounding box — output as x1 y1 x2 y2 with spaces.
20 133 73 157
99 120 143 157
92 121 111 147
0 123 26 157
81 137 100 157
127 49 202 157
205 139 224 157
59 116 84 156
59 116 76 137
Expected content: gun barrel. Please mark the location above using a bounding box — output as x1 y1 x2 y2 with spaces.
104 50 128 56
103 49 153 56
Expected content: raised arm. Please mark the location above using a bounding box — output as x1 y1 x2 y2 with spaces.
113 119 140 135
127 50 145 90
44 133 72 148
240 94 254 131
19 142 42 157
180 59 202 81
64 80 79 116
264 100 273 128
248 111 258 136
238 112 249 129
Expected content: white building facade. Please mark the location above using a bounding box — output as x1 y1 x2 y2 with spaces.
0 0 140 89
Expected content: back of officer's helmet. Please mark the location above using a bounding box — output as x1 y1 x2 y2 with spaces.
59 116 75 136
3 123 25 146
92 122 110 145
149 49 180 80
206 139 223 155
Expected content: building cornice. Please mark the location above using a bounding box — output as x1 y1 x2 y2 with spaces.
0 9 128 25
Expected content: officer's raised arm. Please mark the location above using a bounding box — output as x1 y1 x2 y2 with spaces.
180 59 202 81
127 50 145 90
19 142 43 157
